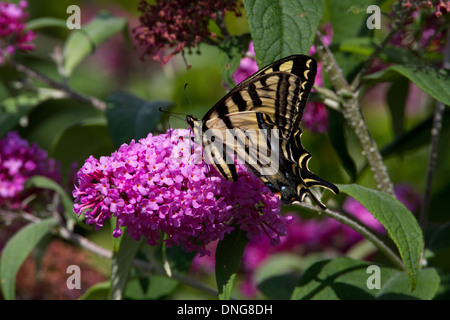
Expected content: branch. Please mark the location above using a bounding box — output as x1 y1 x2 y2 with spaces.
9 60 106 111
313 85 341 111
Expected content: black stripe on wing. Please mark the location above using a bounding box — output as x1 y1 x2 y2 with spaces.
202 55 317 127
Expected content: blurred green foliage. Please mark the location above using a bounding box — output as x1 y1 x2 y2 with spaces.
1 0 450 300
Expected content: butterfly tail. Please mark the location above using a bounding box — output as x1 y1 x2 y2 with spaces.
300 168 339 195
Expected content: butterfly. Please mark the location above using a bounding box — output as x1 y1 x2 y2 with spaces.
186 54 338 209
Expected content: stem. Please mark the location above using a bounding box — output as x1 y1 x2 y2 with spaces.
9 60 106 111
313 85 341 111
419 25 450 235
58 225 113 260
314 32 394 196
296 203 405 270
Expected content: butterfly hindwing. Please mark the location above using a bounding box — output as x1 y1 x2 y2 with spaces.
188 54 338 208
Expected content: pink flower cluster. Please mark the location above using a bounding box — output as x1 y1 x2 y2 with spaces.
73 129 288 255
232 27 333 134
403 0 449 16
133 0 240 66
0 1 36 64
0 132 60 210
391 0 449 53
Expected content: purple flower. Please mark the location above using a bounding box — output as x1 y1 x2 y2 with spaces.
0 131 60 210
402 0 449 17
73 129 287 255
390 1 448 53
232 41 258 85
133 0 241 66
0 1 36 65
301 102 329 134
393 183 422 213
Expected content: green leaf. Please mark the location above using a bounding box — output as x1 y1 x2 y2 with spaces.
106 91 174 148
26 17 68 30
337 41 423 66
292 258 390 299
159 245 196 274
0 89 66 136
125 274 179 300
215 228 249 300
78 281 111 300
243 0 324 66
51 117 115 184
0 218 58 300
63 12 127 76
291 257 439 300
364 65 450 106
378 268 440 300
26 175 77 229
110 233 141 300
337 37 375 57
22 98 103 151
380 45 424 65
130 245 194 299
326 0 376 43
337 184 423 291
255 253 304 299
326 0 376 79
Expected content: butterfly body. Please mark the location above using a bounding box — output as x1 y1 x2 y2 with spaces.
187 54 338 208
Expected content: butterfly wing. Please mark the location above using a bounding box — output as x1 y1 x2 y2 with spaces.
193 55 338 207
202 55 317 140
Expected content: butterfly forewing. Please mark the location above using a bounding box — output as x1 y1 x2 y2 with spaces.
203 55 317 139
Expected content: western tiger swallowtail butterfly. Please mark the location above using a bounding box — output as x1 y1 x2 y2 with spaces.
186 54 338 208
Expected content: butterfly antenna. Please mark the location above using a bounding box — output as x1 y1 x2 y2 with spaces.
182 84 216 192
158 108 188 120
183 84 195 157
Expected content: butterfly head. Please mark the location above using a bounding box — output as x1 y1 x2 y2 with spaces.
186 115 199 129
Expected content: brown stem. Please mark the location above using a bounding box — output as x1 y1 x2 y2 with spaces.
9 60 106 111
